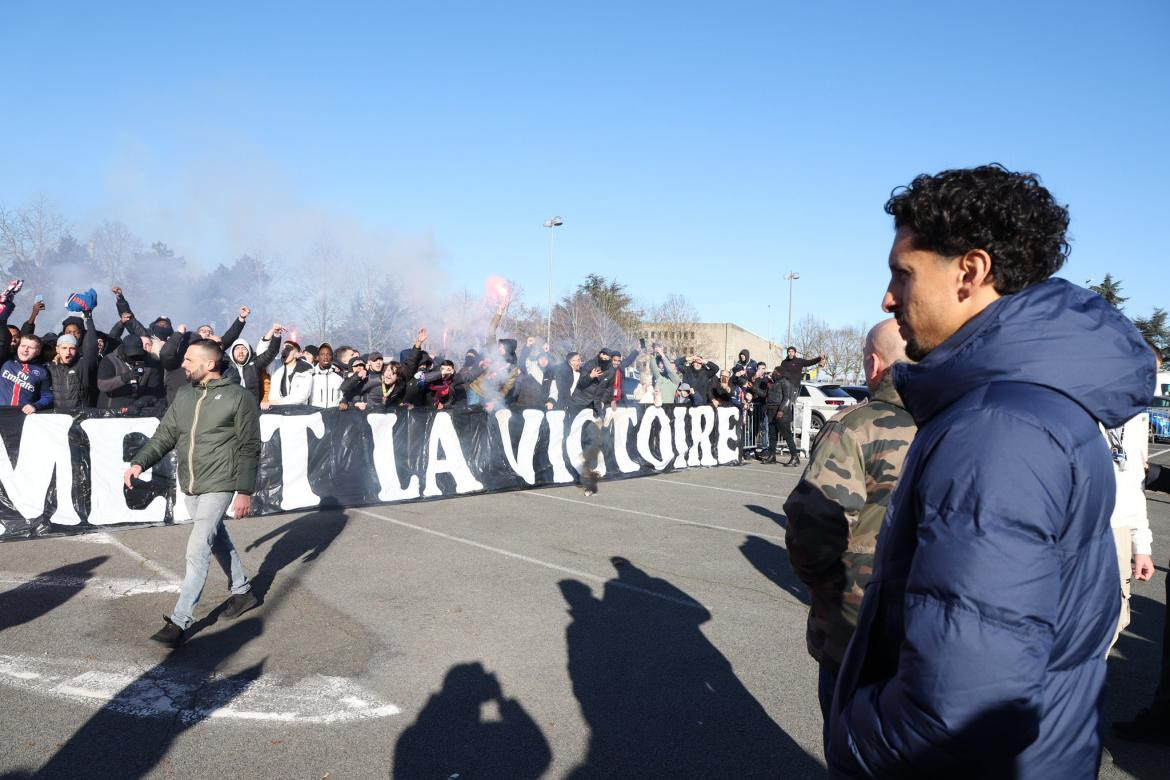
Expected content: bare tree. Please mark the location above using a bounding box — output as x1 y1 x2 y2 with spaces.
822 323 866 383
89 220 143 287
346 265 410 353
793 314 830 362
0 198 68 288
644 293 701 357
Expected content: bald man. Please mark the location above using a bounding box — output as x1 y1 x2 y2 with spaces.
125 339 262 647
782 318 917 753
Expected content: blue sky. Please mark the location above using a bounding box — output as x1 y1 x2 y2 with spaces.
2 1 1166 342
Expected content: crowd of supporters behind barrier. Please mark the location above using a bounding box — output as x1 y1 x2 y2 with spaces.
0 280 826 460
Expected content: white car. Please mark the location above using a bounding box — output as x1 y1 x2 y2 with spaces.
795 383 860 437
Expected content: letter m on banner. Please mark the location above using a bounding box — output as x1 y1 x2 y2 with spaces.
0 414 79 529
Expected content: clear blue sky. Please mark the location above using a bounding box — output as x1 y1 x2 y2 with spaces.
2 1 1166 342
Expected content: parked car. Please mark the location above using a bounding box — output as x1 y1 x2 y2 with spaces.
841 385 872 402
796 383 859 437
1150 396 1170 442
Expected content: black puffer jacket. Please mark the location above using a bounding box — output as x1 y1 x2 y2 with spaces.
96 340 166 413
48 314 99 412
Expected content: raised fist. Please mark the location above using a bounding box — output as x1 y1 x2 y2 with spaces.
178 324 188 334
272 323 283 333
239 306 251 320
417 327 428 345
111 286 123 298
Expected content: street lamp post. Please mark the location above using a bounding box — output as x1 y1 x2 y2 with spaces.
784 271 800 348
544 216 564 345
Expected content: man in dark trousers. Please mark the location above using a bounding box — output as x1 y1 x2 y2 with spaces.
124 339 262 647
761 367 799 466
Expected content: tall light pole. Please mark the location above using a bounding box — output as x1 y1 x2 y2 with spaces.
784 271 800 348
544 216 564 344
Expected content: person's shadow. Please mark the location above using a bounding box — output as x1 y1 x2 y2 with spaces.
392 662 551 779
245 508 350 600
1104 590 1168 780
31 617 264 779
559 557 823 778
745 503 787 529
0 556 109 634
739 535 810 606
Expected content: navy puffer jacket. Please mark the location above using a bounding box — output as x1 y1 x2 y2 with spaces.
829 278 1155 779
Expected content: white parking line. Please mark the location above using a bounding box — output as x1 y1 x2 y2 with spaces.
0 572 180 599
1151 447 1170 459
351 507 707 611
82 532 182 583
0 654 399 725
521 491 786 542
644 477 789 499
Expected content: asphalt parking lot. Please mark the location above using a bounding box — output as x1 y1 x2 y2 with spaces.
1 447 1168 779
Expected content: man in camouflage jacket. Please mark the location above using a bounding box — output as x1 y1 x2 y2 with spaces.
783 319 916 752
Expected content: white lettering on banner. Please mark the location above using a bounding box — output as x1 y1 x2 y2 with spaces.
636 406 674 470
366 413 420 501
260 413 325 511
0 414 78 524
494 409 545 485
611 407 641 474
687 407 718 467
80 417 166 526
715 407 741 465
543 410 574 484
671 406 690 469
565 409 605 478
423 412 484 498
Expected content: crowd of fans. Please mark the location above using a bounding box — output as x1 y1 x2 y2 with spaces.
0 281 822 455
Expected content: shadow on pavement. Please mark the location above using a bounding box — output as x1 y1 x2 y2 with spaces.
1105 590 1169 780
31 617 264 779
745 503 787 529
244 508 350 601
739 535 810 606
0 556 109 634
393 662 551 779
558 556 823 778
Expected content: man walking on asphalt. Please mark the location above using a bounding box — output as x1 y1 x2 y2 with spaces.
783 318 916 753
827 165 1154 778
124 338 261 647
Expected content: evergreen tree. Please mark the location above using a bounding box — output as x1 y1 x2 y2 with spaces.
1089 273 1128 309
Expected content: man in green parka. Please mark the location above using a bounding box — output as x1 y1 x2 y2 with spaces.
124 338 262 647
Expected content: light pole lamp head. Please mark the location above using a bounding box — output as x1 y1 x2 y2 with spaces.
785 271 800 281
544 217 564 228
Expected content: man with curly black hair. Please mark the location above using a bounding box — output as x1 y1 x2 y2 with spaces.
827 165 1156 778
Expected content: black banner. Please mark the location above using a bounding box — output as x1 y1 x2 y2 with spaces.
0 404 742 540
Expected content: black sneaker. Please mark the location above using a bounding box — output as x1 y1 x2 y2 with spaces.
1113 709 1170 745
150 617 184 648
221 591 259 620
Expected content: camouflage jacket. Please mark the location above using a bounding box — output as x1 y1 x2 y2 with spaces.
783 373 916 670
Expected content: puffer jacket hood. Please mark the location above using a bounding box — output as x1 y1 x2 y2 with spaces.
229 338 253 367
893 277 1154 430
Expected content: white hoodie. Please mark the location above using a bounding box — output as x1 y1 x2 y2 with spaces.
307 363 344 408
268 358 314 406
1104 412 1152 556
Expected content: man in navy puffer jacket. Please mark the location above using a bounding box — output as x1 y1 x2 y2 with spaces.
828 165 1156 779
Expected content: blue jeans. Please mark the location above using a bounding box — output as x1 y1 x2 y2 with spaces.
818 664 837 758
171 492 251 629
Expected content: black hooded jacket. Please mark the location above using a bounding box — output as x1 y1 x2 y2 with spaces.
48 314 100 412
96 338 165 412
572 351 621 412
